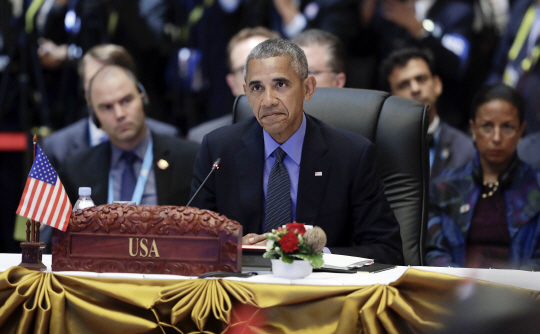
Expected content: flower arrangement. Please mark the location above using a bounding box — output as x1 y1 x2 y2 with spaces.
263 222 326 268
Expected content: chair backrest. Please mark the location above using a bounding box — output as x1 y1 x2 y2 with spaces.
233 87 430 266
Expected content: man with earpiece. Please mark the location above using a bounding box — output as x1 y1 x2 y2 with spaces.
41 44 179 171
59 64 200 206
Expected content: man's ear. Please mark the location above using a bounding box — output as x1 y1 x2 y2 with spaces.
304 76 316 101
434 75 443 97
334 72 346 88
226 73 237 95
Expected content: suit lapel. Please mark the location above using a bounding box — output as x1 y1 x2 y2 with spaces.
236 121 265 233
296 116 330 224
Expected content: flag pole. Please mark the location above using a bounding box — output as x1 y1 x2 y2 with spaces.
19 134 47 271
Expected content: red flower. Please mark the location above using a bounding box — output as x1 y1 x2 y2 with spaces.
286 222 306 236
280 231 299 253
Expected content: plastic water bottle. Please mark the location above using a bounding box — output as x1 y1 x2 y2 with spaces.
72 187 95 211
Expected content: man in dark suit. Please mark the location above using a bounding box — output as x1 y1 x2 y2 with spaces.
60 64 199 206
190 38 403 264
380 48 475 180
42 44 179 170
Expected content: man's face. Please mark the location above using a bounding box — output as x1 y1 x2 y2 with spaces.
388 58 442 121
302 44 345 88
83 57 105 102
90 67 146 150
244 56 315 144
226 36 269 96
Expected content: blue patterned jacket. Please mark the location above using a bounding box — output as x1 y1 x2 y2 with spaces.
425 156 540 269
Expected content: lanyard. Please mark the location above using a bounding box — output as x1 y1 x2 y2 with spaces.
108 138 153 205
504 5 540 84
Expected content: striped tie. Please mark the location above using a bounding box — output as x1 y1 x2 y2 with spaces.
264 147 291 232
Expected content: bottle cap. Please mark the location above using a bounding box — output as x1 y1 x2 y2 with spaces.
78 187 91 196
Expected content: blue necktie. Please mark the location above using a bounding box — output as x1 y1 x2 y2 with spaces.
265 147 291 232
120 151 137 201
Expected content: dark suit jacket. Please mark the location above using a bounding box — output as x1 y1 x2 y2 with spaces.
59 132 200 206
431 122 476 180
518 131 540 169
190 115 404 265
42 117 179 170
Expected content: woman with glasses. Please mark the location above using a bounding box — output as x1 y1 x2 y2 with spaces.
425 83 540 269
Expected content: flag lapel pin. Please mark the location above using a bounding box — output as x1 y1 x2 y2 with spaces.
315 172 322 176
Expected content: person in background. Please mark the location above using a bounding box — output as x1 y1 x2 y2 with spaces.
380 47 475 180
517 130 540 169
362 0 474 129
59 65 200 206
42 44 179 170
292 29 347 88
190 38 403 264
486 0 540 134
188 27 279 143
425 83 540 269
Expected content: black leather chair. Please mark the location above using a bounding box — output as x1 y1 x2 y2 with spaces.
233 87 430 266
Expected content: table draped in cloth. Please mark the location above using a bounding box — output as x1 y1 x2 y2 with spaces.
1 267 539 333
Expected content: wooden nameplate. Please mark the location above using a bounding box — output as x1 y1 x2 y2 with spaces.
52 204 242 276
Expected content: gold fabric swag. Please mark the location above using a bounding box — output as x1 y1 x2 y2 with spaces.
1 267 539 333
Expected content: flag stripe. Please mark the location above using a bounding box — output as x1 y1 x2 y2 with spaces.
41 178 61 225
34 184 52 222
16 177 33 215
30 182 49 221
49 188 66 229
26 180 43 219
38 184 55 223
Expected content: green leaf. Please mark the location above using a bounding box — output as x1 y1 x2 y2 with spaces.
281 254 294 264
263 250 279 259
292 253 324 268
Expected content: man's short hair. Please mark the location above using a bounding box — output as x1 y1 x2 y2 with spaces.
379 48 436 91
245 38 308 80
78 44 136 80
87 65 139 106
470 83 525 124
291 29 346 74
227 27 280 71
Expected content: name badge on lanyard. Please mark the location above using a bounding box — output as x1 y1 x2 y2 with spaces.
108 138 153 205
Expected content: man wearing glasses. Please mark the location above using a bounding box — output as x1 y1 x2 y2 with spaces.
291 29 346 88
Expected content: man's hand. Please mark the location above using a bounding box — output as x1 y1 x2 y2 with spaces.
242 233 267 246
382 0 423 38
38 38 68 69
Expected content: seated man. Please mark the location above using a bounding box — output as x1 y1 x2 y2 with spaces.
291 29 347 88
60 65 200 206
380 48 475 180
42 44 179 170
190 38 403 264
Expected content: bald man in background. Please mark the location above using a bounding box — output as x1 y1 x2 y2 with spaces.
188 27 279 143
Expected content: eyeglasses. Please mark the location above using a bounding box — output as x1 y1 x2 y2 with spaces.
476 123 518 138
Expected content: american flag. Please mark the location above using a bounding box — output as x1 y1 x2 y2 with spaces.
16 145 72 231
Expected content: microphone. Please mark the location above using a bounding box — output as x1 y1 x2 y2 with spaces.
186 158 221 207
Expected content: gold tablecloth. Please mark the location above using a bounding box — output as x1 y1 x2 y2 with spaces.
1 266 538 333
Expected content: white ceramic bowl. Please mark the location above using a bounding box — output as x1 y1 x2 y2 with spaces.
271 259 313 279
